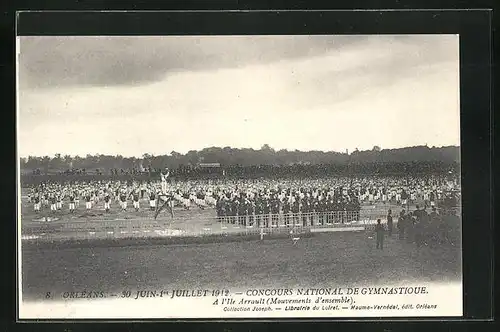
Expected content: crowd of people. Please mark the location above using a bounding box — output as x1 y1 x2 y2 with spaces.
374 204 461 250
23 161 460 184
25 173 461 226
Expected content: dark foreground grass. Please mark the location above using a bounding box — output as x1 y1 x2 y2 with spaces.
21 231 461 301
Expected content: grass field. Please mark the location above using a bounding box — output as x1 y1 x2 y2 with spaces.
21 230 461 301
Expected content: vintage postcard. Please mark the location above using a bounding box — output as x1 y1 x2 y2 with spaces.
17 35 462 319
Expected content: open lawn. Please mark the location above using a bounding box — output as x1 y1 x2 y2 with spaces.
21 230 461 301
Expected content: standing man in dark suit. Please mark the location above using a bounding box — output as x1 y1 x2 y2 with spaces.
248 199 255 227
387 209 393 237
283 200 291 227
301 197 309 227
270 197 278 228
398 209 406 240
239 198 247 226
292 199 300 226
375 219 385 250
308 197 315 226
255 198 263 228
230 199 238 225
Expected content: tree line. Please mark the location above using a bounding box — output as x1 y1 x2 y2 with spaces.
20 144 460 175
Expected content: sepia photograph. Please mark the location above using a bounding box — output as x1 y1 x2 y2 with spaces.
17 34 462 319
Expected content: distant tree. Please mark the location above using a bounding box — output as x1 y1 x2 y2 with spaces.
25 156 36 169
41 156 50 174
72 155 82 168
49 153 63 170
19 145 460 173
150 155 163 169
63 155 73 168
261 144 274 152
186 150 199 165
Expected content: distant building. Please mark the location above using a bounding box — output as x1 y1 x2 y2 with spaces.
198 163 221 168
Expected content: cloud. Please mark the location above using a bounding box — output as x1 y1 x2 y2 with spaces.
20 34 454 90
17 35 459 157
279 34 458 110
18 35 370 89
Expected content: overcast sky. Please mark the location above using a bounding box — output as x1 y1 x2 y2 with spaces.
17 35 460 158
